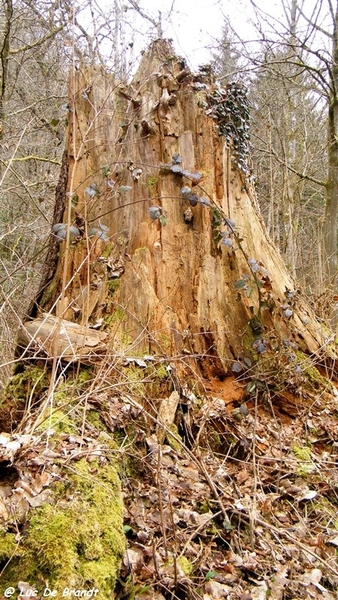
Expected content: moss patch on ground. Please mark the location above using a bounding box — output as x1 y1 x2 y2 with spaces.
0 458 125 597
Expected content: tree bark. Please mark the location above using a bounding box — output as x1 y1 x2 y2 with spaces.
325 7 338 288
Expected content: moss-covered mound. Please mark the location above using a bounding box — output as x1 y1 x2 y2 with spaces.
0 457 125 597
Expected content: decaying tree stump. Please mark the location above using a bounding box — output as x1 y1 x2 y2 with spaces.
32 39 335 376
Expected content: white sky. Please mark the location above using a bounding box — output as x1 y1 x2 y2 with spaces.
78 0 329 75
136 0 252 68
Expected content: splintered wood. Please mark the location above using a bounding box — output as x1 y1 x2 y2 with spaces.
18 314 107 363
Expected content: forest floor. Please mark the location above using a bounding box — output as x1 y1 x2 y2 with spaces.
110 360 338 599
1 357 338 600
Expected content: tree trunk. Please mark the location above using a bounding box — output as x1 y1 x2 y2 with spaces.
34 41 332 372
324 6 338 309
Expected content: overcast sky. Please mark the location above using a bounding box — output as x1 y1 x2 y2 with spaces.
137 0 251 68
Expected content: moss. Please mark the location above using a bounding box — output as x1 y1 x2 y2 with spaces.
101 242 114 258
0 529 20 561
177 556 193 576
2 366 48 404
105 306 125 325
293 445 312 461
293 444 315 476
41 276 58 306
1 459 125 597
86 409 107 431
0 366 49 428
107 279 120 295
123 366 146 396
77 368 94 385
167 422 182 451
147 175 159 196
157 333 171 351
36 408 77 435
153 364 168 380
295 351 334 391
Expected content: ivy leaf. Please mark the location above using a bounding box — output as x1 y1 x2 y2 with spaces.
221 237 233 247
180 186 192 196
131 168 143 181
246 380 256 393
225 217 236 232
234 279 247 290
102 165 111 177
172 153 183 164
170 165 183 175
284 308 293 319
85 183 99 197
148 205 166 225
148 206 162 220
189 171 202 182
107 179 115 190
252 339 267 354
97 231 109 241
89 227 100 237
71 194 79 208
118 185 132 192
69 225 80 236
248 258 259 273
52 223 65 232
88 227 109 242
182 170 202 182
199 196 211 207
52 223 66 241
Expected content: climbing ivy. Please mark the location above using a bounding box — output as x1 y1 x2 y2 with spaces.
207 83 250 175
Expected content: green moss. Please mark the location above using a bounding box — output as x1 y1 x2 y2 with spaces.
293 445 312 461
2 366 48 403
41 277 58 306
177 556 193 576
167 422 182 451
105 306 125 324
295 351 334 391
86 409 106 430
157 333 171 351
147 175 159 196
36 408 76 435
101 243 114 258
293 444 315 476
77 368 94 385
107 279 120 295
1 459 125 597
0 530 20 561
123 366 146 396
154 364 168 379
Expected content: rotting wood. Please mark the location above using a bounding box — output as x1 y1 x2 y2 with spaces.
18 313 107 363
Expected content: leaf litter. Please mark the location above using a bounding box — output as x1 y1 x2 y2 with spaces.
1 358 338 599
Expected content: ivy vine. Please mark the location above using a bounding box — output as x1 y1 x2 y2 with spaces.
207 83 250 175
